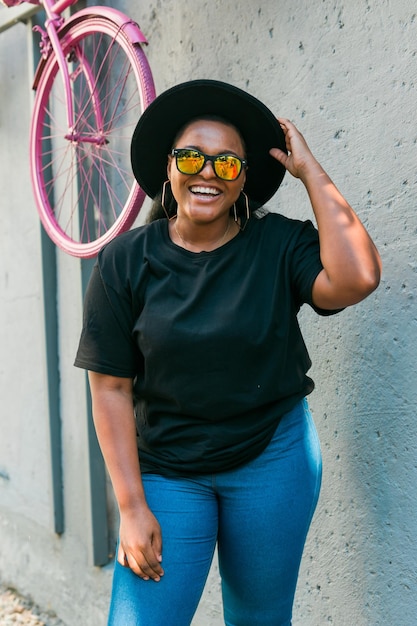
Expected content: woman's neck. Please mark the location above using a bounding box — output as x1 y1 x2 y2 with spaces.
170 215 239 252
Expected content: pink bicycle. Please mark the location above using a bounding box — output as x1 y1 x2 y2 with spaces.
2 0 155 257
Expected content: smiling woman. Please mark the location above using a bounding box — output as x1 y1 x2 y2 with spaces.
165 118 246 250
147 112 251 232
74 79 381 625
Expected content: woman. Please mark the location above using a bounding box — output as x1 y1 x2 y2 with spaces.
75 79 381 626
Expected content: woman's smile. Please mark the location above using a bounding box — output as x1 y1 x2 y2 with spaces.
189 184 222 198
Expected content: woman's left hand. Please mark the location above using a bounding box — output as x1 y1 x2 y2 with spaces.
269 118 319 180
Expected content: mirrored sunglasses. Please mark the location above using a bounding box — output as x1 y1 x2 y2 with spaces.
171 148 247 181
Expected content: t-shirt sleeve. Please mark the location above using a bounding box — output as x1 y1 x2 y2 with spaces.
290 219 343 316
74 263 139 377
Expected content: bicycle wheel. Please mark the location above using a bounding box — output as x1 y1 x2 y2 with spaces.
30 15 155 258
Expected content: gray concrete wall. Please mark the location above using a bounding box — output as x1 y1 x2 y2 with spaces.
0 1 416 624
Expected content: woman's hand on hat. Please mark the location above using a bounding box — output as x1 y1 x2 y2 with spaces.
269 118 322 183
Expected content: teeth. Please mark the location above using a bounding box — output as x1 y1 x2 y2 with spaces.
190 186 221 196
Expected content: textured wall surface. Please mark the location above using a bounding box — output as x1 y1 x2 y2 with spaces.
0 1 416 625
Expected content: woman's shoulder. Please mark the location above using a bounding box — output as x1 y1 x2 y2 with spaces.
252 208 316 238
96 219 163 280
99 220 161 258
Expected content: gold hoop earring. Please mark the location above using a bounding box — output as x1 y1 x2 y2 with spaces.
161 180 176 220
242 191 250 221
237 191 251 231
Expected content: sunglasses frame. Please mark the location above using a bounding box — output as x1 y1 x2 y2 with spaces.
171 148 247 181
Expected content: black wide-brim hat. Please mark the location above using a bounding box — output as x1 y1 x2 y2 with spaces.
131 79 287 209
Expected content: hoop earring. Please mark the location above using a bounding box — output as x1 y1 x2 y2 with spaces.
237 191 251 231
242 191 250 222
161 179 171 220
161 180 177 220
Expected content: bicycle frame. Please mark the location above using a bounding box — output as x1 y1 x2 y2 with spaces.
33 0 149 136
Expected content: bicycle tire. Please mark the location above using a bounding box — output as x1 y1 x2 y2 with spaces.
30 15 155 258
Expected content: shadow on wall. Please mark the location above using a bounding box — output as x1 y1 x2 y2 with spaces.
300 254 416 623
343 269 416 620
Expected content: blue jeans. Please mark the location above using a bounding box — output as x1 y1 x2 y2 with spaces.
108 399 322 626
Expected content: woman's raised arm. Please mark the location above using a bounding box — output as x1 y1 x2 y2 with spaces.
270 118 382 310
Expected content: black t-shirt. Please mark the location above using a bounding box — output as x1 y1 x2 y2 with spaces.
75 212 339 476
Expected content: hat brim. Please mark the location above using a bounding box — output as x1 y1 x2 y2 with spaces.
131 79 287 209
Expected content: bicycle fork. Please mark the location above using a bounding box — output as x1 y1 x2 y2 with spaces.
32 0 149 146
